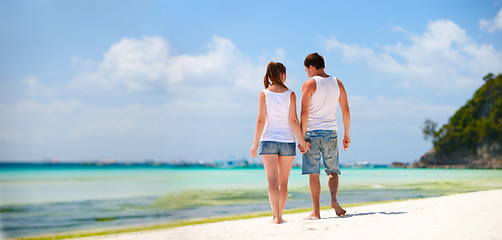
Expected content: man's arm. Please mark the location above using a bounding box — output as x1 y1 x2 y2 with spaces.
301 79 316 138
337 79 350 150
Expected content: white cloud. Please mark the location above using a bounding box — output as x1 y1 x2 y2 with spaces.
71 36 171 92
479 8 502 33
324 20 502 91
0 99 168 142
0 99 81 142
351 96 457 119
1 36 281 160
349 95 457 136
17 99 81 112
22 77 56 97
0 94 256 142
71 35 265 94
0 96 258 161
0 128 22 142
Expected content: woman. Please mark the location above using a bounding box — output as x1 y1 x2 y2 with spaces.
250 62 309 224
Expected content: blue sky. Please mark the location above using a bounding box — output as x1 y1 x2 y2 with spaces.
1 0 501 164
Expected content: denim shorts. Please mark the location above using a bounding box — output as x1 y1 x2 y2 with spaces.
302 130 341 175
259 141 296 156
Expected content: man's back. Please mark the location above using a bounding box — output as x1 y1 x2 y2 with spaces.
307 76 340 131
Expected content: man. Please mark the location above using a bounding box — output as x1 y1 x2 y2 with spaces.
300 52 350 219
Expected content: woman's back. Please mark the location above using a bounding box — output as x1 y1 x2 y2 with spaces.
260 88 295 142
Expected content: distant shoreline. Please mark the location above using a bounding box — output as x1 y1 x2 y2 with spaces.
0 161 391 169
2 161 501 169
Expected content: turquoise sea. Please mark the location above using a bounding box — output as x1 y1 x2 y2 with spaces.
1 164 502 239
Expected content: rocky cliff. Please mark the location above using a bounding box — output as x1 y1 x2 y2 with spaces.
415 73 502 169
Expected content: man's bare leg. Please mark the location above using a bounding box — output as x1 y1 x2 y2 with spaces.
304 174 321 220
328 172 346 216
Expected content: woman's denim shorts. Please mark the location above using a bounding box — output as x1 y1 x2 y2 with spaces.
259 141 296 156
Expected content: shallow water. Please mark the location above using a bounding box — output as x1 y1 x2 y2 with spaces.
1 165 501 238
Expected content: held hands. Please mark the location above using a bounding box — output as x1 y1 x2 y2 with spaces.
343 136 351 151
298 141 310 154
251 141 310 157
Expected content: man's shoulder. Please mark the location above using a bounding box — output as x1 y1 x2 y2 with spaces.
302 78 316 91
303 77 316 86
336 78 346 93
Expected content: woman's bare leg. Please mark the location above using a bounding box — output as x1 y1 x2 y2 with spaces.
278 155 294 221
262 154 281 223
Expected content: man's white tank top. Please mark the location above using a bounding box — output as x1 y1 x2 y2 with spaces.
307 76 340 131
260 89 295 142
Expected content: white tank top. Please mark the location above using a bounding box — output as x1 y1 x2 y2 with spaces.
307 76 340 131
260 89 295 142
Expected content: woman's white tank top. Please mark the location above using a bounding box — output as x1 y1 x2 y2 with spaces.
260 89 295 142
307 76 340 131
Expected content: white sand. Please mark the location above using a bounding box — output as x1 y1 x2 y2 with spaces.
77 189 502 240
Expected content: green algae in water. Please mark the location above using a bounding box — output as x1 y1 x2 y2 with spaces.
95 217 115 222
153 170 502 210
155 189 270 209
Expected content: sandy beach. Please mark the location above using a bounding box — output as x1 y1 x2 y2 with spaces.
73 189 502 240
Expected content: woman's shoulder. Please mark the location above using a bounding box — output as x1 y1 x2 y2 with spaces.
266 86 290 94
288 90 296 100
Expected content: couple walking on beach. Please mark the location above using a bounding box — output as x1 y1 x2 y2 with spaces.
250 53 351 224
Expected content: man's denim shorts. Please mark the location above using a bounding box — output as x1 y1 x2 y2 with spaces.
259 141 296 156
302 130 341 175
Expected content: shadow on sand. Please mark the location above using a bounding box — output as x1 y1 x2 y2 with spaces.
321 211 407 219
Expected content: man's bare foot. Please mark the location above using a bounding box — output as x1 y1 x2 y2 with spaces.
303 212 321 220
331 200 346 216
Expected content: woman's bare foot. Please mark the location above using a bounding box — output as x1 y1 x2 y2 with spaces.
270 217 286 224
303 211 321 220
331 200 346 216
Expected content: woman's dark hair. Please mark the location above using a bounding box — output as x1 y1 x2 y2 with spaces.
264 62 287 89
304 52 325 69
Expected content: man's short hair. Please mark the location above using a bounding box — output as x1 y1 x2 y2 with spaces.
304 52 325 69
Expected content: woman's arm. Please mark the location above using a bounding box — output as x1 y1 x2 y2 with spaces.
250 91 267 157
289 91 310 153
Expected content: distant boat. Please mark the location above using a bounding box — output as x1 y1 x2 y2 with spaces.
347 161 370 168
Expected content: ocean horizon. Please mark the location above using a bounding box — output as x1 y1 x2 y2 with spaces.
1 164 501 239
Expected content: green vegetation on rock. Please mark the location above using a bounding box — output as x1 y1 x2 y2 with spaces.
419 73 502 168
